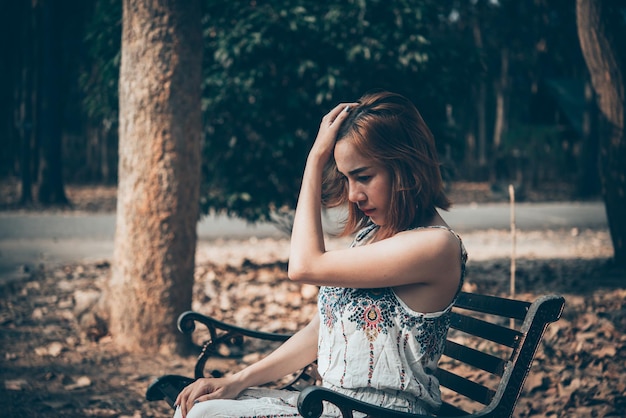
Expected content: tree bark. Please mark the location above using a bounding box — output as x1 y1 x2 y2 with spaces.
576 0 626 267
110 0 203 353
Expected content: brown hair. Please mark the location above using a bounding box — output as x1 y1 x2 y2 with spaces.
322 90 451 240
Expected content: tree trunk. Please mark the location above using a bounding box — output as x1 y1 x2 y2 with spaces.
472 12 489 180
16 0 36 204
110 0 203 353
491 47 509 184
101 120 111 182
577 82 600 197
576 0 626 267
37 0 68 206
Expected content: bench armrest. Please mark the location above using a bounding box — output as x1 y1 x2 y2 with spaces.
297 386 436 418
178 310 294 342
177 310 294 379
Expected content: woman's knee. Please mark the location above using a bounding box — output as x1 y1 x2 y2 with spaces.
183 399 237 418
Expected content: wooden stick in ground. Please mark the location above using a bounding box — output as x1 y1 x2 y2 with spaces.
509 184 516 328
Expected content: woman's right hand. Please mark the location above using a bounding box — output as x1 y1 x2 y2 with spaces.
309 102 357 164
175 375 246 418
175 315 320 417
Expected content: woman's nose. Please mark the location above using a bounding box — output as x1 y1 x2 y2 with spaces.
348 184 365 203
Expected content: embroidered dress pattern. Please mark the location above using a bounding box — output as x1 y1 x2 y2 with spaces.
348 289 392 341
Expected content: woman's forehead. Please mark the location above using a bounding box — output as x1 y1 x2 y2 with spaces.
334 140 378 174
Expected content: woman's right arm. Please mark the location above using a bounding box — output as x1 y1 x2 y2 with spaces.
175 314 320 416
234 313 319 387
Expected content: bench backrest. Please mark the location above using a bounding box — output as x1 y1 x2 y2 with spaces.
436 292 565 417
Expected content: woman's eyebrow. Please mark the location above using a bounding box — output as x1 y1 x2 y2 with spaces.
348 167 370 176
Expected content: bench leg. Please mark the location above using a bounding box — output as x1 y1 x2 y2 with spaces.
146 374 195 410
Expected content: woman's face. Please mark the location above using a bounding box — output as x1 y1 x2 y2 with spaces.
334 140 392 226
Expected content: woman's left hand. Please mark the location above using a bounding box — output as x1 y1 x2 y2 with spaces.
175 376 245 417
309 102 357 163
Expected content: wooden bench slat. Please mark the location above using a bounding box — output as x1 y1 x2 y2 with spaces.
443 340 507 376
437 368 496 406
455 292 530 320
450 312 521 348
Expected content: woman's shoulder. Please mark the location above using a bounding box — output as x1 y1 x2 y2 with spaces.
393 225 467 263
407 225 463 246
408 224 457 234
398 224 460 242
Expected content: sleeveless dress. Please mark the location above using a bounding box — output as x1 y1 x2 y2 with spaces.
174 224 467 418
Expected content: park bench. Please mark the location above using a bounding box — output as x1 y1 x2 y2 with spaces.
146 291 565 417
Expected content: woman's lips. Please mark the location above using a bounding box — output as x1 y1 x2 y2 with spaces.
362 208 375 216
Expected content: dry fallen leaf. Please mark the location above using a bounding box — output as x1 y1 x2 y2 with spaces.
4 379 29 391
64 376 92 391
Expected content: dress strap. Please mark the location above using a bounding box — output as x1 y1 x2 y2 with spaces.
352 223 379 246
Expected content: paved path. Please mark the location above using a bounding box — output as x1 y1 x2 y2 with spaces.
0 202 608 284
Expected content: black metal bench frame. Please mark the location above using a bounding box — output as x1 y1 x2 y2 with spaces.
146 291 564 418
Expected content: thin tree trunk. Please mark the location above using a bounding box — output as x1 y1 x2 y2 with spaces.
576 0 626 267
17 0 36 204
491 47 509 184
493 47 509 151
110 0 203 353
477 82 487 169
472 13 488 179
101 119 112 182
37 0 68 206
577 82 600 197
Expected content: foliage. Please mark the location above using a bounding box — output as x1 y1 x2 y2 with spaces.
80 0 121 124
200 0 459 221
76 0 592 222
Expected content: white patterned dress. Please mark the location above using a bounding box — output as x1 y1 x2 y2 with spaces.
316 224 466 415
175 224 466 418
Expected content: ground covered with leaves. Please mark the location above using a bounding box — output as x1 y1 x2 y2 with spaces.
1 182 624 417
1 228 624 417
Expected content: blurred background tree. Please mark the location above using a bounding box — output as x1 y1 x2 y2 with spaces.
576 0 626 267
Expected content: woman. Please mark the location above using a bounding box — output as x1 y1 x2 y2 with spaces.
175 90 467 418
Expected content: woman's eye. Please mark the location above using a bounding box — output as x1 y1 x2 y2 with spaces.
357 176 371 182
